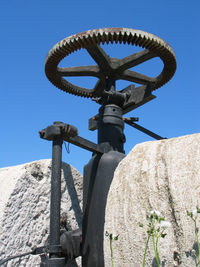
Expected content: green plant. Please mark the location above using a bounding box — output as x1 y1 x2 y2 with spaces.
187 207 200 265
139 210 171 267
105 231 119 267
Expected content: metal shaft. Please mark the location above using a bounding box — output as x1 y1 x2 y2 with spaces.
50 137 63 258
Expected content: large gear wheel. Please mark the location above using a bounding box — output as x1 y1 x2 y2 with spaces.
45 27 176 98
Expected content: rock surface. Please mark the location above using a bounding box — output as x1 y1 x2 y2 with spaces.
0 159 83 266
104 133 200 267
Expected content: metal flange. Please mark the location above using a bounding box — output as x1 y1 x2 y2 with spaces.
45 27 176 98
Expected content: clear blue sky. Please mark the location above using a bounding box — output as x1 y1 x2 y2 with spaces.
1 1 199 174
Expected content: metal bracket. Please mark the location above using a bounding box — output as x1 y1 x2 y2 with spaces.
40 121 110 154
121 83 156 114
39 121 78 141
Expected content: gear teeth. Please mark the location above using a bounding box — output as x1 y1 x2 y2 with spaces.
118 31 123 44
126 32 132 45
151 41 160 52
131 33 137 45
140 36 147 48
114 32 119 44
143 38 151 48
54 46 63 57
87 35 94 45
83 36 91 47
77 37 86 47
65 43 73 53
96 33 101 44
122 32 128 44
75 37 83 47
110 32 114 44
90 34 97 45
146 40 156 50
135 34 142 46
137 34 144 47
105 32 110 44
59 45 68 54
101 32 106 44
72 38 81 50
92 33 99 45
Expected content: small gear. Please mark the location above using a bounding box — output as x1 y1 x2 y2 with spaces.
45 27 176 98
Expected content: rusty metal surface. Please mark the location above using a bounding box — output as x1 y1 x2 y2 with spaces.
45 27 176 98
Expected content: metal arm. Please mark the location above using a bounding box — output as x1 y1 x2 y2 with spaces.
124 117 167 140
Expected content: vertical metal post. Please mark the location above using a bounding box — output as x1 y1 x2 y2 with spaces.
48 137 65 266
50 137 63 252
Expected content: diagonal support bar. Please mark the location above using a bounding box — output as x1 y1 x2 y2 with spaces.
124 118 167 140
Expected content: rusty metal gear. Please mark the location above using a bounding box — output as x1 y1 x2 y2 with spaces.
45 27 176 98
